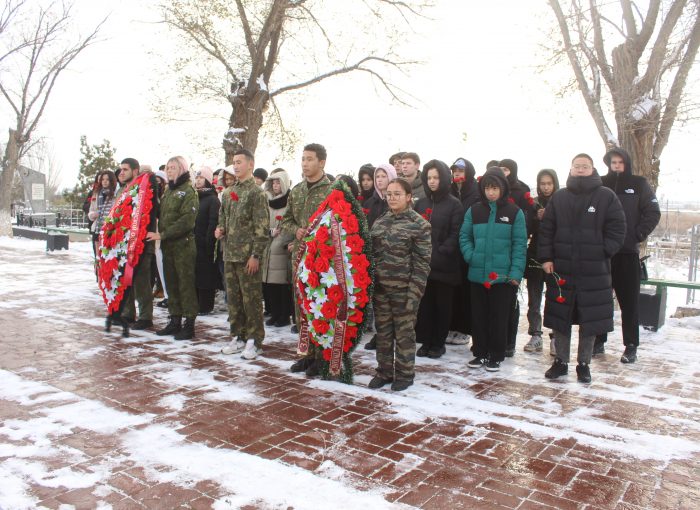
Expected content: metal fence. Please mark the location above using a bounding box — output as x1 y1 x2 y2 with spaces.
15 206 88 229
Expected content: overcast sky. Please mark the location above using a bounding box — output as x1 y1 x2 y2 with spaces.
3 0 699 202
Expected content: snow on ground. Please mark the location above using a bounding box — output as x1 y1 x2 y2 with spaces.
1 235 699 509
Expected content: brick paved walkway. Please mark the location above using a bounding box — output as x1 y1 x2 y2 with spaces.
0 238 699 509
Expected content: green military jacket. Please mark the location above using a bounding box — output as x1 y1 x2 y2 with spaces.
159 173 198 244
370 207 432 308
218 177 270 263
281 174 332 255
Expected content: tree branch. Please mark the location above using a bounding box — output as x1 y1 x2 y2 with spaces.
270 55 415 100
655 6 700 157
621 0 638 37
234 0 256 59
638 0 687 92
548 0 617 145
589 0 613 89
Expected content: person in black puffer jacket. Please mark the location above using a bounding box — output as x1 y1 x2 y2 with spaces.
447 157 480 345
594 148 660 363
414 159 465 358
194 166 223 314
499 158 536 356
523 169 560 355
539 153 626 384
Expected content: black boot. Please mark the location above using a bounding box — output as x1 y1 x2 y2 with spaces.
105 316 112 332
119 317 130 338
174 317 195 340
157 315 182 336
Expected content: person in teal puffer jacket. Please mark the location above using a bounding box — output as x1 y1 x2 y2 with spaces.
459 167 527 371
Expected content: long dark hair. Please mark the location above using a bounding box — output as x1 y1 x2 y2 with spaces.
97 170 117 198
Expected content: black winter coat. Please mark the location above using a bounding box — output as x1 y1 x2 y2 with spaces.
363 192 388 229
538 171 626 336
415 160 465 285
601 148 660 254
195 188 222 290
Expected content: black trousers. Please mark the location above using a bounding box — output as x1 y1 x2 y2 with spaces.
470 282 517 362
264 283 293 322
197 288 215 314
506 296 520 351
450 262 472 335
596 252 640 347
415 280 455 350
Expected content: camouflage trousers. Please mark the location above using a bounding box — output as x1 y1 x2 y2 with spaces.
225 261 264 347
123 252 153 321
162 239 198 319
374 288 418 382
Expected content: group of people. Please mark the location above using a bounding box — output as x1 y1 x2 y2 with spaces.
87 142 660 390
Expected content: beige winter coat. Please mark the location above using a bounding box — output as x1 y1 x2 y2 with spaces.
262 169 294 284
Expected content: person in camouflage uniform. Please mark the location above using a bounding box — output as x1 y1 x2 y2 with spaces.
280 143 332 376
147 156 199 340
215 149 270 360
117 158 159 330
369 178 432 392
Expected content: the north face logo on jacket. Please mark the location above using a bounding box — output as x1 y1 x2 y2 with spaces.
500 216 509 222
587 206 596 212
625 189 635 194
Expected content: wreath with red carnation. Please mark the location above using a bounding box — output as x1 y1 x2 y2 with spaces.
97 173 155 314
294 181 374 383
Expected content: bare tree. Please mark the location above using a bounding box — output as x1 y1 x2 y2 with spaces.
0 1 104 235
548 0 700 189
159 0 427 164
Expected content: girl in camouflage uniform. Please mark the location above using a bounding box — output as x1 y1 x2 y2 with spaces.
369 178 431 392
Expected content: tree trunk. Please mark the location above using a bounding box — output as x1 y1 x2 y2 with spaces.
223 87 270 165
0 128 21 236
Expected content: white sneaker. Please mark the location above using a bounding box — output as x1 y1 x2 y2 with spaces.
550 337 557 357
524 335 543 352
241 339 261 360
222 338 245 355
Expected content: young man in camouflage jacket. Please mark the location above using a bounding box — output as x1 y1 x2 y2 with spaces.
215 149 270 360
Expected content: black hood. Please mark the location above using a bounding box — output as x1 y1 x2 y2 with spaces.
450 157 476 181
536 169 560 205
421 159 452 201
479 166 510 205
499 158 518 187
168 171 191 190
566 169 603 195
603 147 633 177
357 164 375 200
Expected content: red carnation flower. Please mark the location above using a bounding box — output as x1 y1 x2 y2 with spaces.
488 271 498 280
306 241 318 256
453 176 465 183
321 301 338 319
507 197 515 204
343 338 353 352
524 192 531 199
425 208 433 215
358 195 364 201
362 208 370 215
316 227 329 244
348 310 363 324
355 291 369 307
319 243 335 259
483 281 492 289
344 214 359 234
216 186 223 193
351 253 370 270
557 278 566 286
307 271 320 288
327 285 344 303
354 270 371 288
346 325 358 339
230 191 239 201
556 295 566 303
304 254 316 271
275 215 283 221
314 257 330 273
477 175 482 182
322 349 332 361
312 318 330 334
346 235 364 253
333 200 351 217
528 198 535 206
